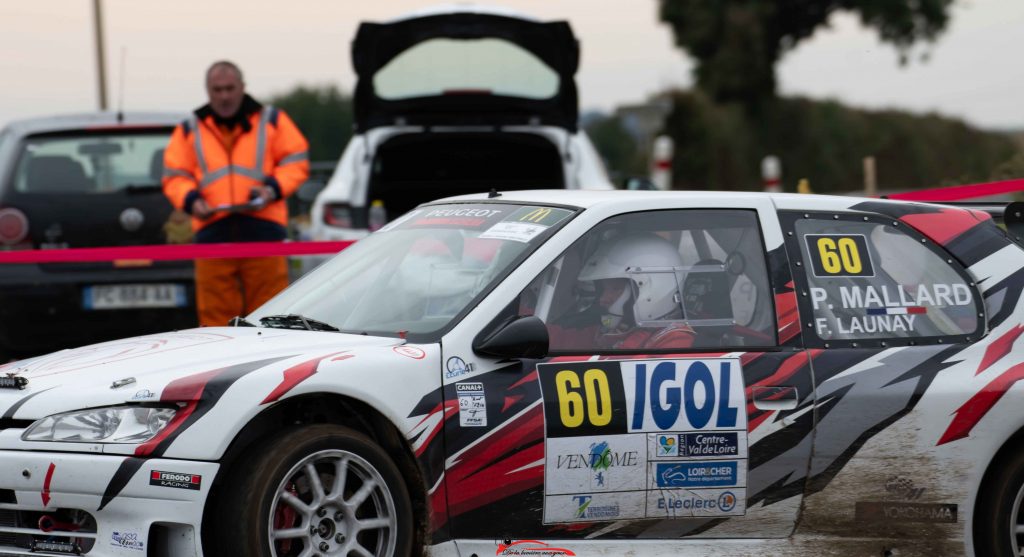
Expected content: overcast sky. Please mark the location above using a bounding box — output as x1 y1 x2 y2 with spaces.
2 0 1022 130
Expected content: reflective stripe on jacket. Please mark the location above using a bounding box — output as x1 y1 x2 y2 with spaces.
162 104 309 232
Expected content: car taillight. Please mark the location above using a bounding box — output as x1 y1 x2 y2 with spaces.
0 207 29 245
323 203 354 229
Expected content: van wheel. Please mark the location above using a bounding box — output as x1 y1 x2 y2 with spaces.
208 424 413 556
974 448 1024 556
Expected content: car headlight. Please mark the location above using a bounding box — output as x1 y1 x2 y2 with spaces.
21 406 177 444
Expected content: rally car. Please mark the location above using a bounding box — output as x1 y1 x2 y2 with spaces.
0 190 1022 557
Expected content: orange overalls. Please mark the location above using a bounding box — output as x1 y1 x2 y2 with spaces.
162 97 309 326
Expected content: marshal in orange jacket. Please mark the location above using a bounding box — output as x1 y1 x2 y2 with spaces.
162 96 309 234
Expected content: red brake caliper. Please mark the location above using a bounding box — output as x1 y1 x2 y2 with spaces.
273 483 299 554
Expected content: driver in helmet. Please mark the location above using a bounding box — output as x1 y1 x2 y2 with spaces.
548 233 695 350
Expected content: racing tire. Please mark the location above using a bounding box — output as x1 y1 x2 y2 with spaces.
974 447 1024 556
207 424 414 557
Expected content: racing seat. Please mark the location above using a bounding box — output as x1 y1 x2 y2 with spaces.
26 155 94 193
682 259 734 346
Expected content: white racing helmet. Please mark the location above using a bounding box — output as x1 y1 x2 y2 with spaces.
578 233 685 326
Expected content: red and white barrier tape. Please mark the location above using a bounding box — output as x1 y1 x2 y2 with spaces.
886 178 1024 202
0 240 354 265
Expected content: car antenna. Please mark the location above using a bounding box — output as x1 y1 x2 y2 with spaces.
116 46 126 123
488 188 501 198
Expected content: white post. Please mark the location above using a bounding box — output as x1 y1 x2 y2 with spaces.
762 155 782 193
863 156 877 197
651 135 674 191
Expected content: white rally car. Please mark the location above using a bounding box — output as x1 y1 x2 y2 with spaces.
1 190 1023 557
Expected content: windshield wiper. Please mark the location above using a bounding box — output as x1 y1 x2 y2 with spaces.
229 315 256 327
259 314 340 332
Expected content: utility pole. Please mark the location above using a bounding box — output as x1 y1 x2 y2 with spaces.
93 0 108 110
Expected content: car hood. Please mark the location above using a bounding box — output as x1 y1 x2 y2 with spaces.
352 7 579 131
0 327 403 420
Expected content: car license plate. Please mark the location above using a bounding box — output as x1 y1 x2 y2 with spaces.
83 284 187 310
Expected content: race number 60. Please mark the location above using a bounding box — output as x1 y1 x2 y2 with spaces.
805 234 874 277
555 369 612 428
817 237 861 274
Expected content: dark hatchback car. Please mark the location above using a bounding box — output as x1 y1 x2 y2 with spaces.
0 112 197 359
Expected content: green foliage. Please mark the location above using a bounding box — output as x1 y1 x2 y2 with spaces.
584 115 646 179
269 84 354 162
658 0 953 106
662 91 1018 193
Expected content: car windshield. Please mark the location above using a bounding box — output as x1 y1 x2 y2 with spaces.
249 203 575 339
12 130 171 194
373 38 560 100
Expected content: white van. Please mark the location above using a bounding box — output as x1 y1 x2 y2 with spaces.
310 5 614 241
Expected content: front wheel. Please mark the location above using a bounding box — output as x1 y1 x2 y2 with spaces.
208 424 414 557
974 448 1024 556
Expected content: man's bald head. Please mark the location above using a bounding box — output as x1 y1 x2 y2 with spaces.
206 60 244 84
205 61 246 119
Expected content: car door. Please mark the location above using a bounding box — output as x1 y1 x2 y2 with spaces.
777 207 987 543
438 202 817 543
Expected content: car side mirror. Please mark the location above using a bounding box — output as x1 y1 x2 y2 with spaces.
1006 201 1024 242
473 316 549 360
296 180 327 203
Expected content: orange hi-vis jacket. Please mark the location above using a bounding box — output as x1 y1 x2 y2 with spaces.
162 100 309 232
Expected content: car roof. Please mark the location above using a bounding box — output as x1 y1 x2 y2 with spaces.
1 111 184 138
435 188 940 215
382 3 541 23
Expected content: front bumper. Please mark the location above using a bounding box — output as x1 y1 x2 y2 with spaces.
0 450 218 556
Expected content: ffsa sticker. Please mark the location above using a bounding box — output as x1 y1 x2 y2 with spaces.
457 382 487 427
805 234 874 277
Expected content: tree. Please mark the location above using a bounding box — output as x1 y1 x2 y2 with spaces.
658 0 954 107
584 114 645 180
270 84 354 162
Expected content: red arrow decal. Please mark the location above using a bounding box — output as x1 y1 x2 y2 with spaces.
41 462 56 506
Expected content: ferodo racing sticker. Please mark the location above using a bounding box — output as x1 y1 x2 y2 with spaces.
150 470 202 491
538 358 747 523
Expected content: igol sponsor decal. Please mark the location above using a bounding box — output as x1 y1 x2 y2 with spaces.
150 470 202 491
496 539 576 556
855 501 957 523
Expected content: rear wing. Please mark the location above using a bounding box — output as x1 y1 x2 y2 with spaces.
909 200 1024 243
